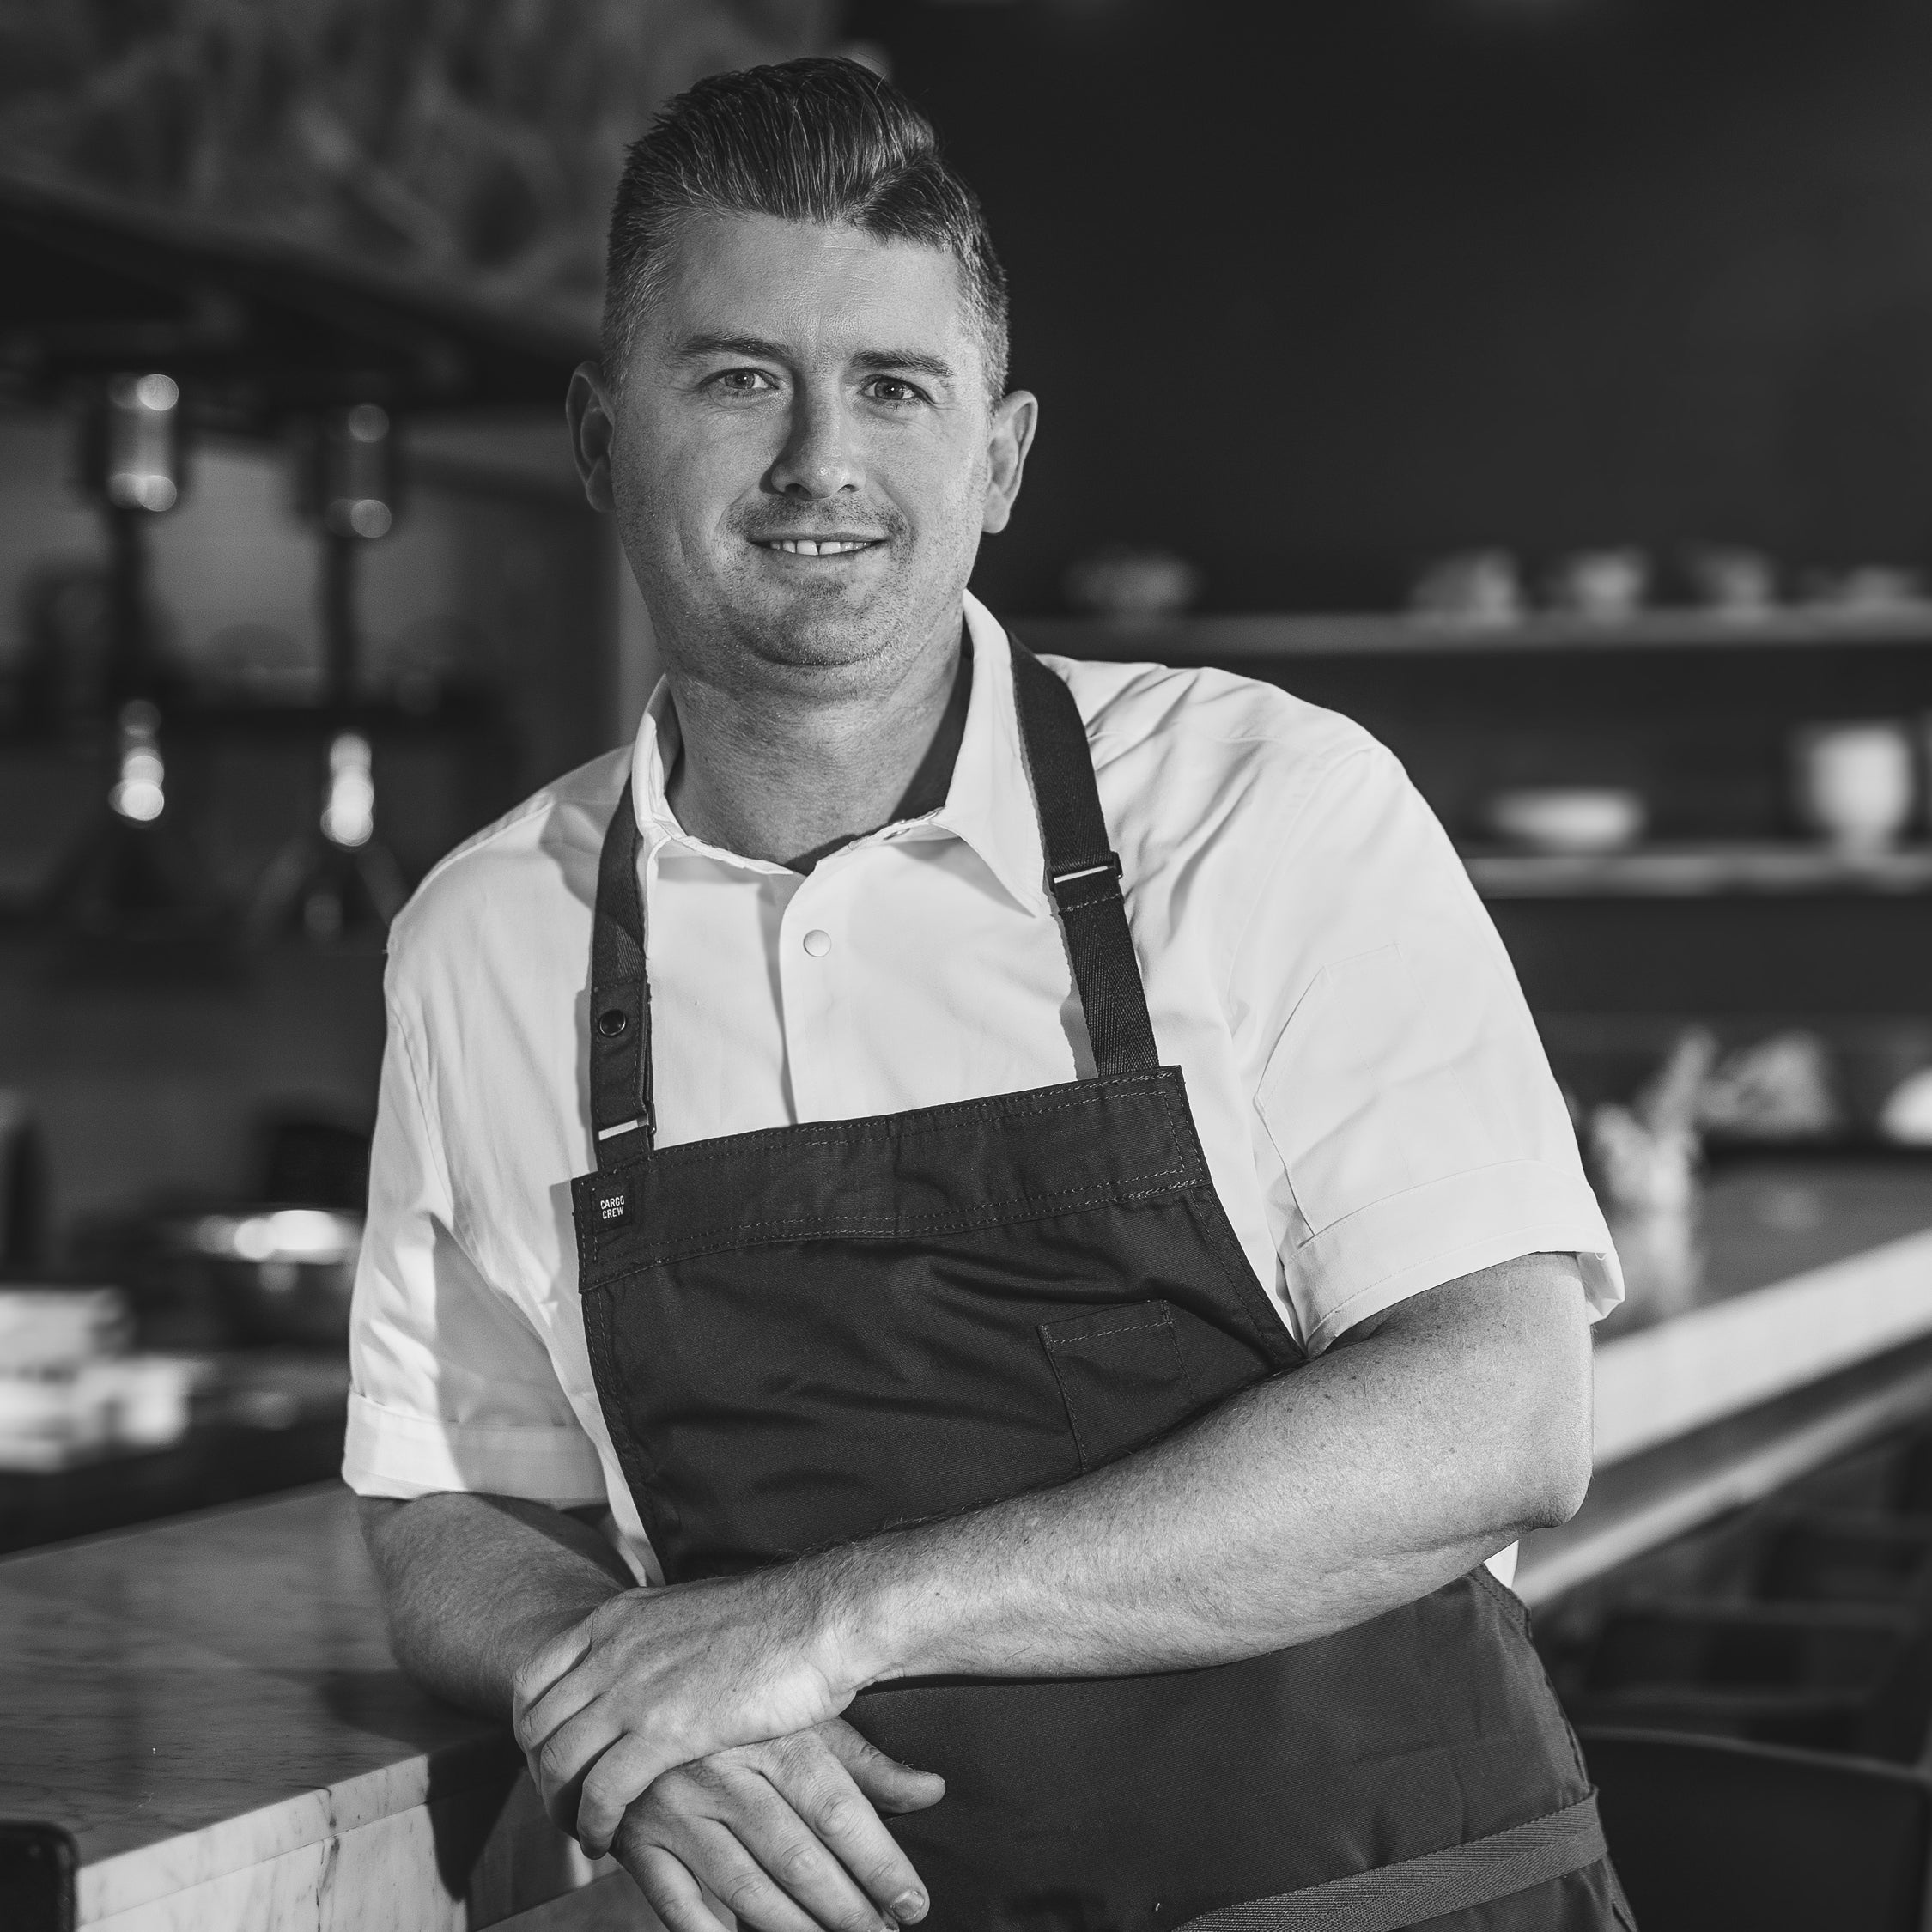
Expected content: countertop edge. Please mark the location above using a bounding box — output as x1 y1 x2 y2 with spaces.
1593 1224 1932 1467
76 1710 526 1922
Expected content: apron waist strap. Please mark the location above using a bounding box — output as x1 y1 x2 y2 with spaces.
1173 1792 1607 1932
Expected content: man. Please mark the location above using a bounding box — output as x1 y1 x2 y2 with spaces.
349 57 1631 1932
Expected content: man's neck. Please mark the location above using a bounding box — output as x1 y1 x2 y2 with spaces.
663 628 972 872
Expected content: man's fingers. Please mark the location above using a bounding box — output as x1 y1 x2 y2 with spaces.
579 1732 690 1856
716 1779 899 1932
817 1722 947 1816
510 1625 594 1735
763 1732 934 1923
626 1839 744 1932
514 1653 602 1761
626 1777 891 1932
646 1821 829 1932
533 1703 629 1834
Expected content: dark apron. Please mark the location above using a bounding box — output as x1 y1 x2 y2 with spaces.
571 641 1628 1932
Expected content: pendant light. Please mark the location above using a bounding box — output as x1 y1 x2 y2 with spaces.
248 402 408 944
42 374 216 940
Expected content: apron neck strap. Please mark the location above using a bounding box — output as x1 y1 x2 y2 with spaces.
589 795 652 1168
1009 638 1162 1080
585 633 1162 1166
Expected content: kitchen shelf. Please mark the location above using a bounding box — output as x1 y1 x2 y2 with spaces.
1464 843 1932 899
1019 607 1932 659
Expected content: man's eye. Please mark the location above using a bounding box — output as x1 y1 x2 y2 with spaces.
864 376 925 404
709 369 777 396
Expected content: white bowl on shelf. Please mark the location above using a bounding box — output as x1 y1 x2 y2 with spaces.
1484 787 1648 854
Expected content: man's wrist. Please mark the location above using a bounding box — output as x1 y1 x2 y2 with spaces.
499 1578 629 1710
792 1530 930 1695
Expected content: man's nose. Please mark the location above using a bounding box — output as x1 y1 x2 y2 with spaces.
767 387 862 500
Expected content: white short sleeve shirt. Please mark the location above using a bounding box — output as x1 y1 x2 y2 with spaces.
344 593 1621 1577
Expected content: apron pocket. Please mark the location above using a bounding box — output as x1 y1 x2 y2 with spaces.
1041 1299 1199 1471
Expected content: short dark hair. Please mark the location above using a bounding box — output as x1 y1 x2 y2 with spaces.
602 58 1009 403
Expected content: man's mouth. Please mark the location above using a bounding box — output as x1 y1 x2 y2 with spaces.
755 537 884 556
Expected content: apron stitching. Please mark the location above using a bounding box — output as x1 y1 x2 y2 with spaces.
635 1074 1183 1165
1172 1179 1307 1370
590 1169 1200 1268
1046 1317 1176 1346
1055 1376 1093 1467
1046 1308 1196 1466
578 1279 666 1517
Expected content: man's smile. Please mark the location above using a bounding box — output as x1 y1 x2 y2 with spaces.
754 536 887 557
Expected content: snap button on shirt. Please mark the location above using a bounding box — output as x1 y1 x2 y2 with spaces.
802 928 831 957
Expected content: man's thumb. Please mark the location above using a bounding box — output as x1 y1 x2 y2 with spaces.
821 1720 947 1812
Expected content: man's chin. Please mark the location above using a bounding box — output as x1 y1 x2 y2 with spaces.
645 546 968 681
725 583 911 671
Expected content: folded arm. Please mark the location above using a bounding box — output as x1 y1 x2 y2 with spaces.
360 1496 947 1932
511 1251 1593 1852
850 1249 1589 1679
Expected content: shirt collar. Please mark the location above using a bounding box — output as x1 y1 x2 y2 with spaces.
927 592 1051 914
625 589 1052 914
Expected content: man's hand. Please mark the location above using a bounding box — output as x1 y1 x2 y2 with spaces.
615 1719 943 1932
513 1563 870 1856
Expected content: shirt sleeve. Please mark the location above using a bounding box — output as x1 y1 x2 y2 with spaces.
1242 743 1622 1352
342 991 608 1505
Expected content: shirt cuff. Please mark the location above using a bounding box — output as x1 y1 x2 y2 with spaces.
1292 1160 1623 1352
341 1389 611 1505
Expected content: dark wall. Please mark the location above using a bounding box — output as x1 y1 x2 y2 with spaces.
856 0 1932 612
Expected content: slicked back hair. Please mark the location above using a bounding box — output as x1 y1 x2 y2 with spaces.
601 58 1010 404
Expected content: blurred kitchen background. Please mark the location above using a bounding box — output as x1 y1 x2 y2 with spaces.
6 0 1932 1806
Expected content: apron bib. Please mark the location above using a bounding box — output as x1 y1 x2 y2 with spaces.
571 641 1627 1931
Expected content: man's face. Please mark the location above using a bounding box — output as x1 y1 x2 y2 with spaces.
576 213 1034 694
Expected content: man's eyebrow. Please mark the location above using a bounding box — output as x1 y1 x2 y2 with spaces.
853 349 956 383
676 332 793 362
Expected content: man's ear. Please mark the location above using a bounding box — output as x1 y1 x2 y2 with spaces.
566 362 618 513
981 389 1039 535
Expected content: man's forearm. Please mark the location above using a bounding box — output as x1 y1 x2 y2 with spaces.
497 1255 1593 1855
359 1492 631 1718
826 1254 1592 1689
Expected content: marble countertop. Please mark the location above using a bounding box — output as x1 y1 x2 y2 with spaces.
1589 1160 1932 1465
10 1157 1931 1929
1517 1157 1932 1606
0 1485 631 1930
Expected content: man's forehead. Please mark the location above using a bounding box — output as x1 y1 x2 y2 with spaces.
649 211 978 368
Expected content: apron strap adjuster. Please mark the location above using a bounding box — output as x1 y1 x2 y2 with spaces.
1050 853 1121 888
1048 852 1127 914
